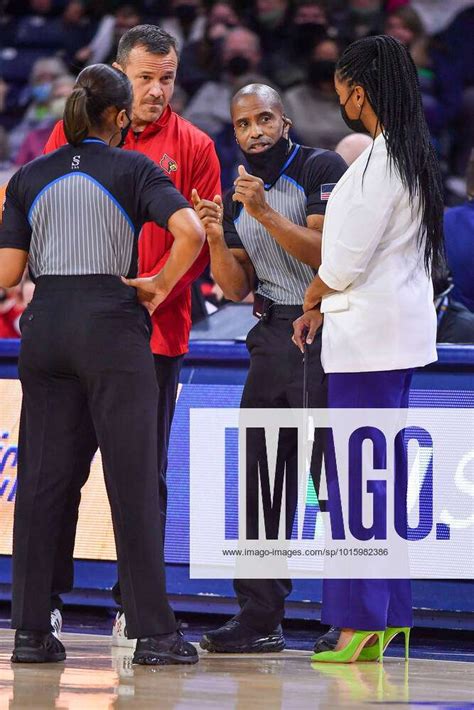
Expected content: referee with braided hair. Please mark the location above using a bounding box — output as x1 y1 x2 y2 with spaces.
294 35 444 662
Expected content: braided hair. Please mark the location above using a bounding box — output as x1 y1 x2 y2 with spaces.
336 35 444 274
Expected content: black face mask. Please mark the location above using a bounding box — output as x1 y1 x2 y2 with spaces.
243 135 290 186
175 4 198 24
292 23 327 55
340 90 366 132
111 112 132 148
225 55 251 77
308 60 337 88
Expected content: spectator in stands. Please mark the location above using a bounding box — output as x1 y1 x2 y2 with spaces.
385 5 426 52
8 57 68 160
384 4 473 176
22 0 54 18
385 0 410 10
160 0 206 51
183 27 265 137
335 132 372 165
178 1 241 98
207 0 240 30
410 0 473 36
284 38 348 149
76 4 142 66
443 151 474 313
60 1 96 68
289 1 330 62
15 74 75 165
249 0 303 88
436 6 474 176
384 6 449 142
333 0 384 42
14 0 92 57
251 0 291 41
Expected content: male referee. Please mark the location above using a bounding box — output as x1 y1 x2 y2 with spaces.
42 25 221 644
193 83 346 653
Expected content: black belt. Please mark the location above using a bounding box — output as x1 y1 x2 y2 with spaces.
253 294 303 321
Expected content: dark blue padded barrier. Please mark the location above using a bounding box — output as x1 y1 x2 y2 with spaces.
1 325 473 630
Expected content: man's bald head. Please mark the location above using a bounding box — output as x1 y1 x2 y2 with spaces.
231 83 291 155
335 133 372 166
231 83 284 118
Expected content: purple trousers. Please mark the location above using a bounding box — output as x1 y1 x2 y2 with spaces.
321 369 414 630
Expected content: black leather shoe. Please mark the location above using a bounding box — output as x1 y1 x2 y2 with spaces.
313 626 341 653
133 628 198 666
200 617 285 653
11 630 66 663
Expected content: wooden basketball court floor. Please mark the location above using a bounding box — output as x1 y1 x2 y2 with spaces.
0 630 472 709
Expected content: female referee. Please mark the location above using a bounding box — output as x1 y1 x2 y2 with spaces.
0 64 204 665
293 35 444 663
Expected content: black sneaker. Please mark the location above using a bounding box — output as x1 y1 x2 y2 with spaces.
313 626 341 653
11 630 66 663
132 628 198 666
200 617 285 653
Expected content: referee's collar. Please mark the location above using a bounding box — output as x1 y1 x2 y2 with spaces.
82 138 107 145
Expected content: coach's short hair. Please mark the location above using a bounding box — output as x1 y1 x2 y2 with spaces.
116 24 178 66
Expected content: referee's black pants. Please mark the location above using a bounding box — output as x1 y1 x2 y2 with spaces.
234 305 326 634
50 353 183 611
12 276 176 639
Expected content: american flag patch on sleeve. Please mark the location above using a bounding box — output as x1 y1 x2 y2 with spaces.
320 183 336 201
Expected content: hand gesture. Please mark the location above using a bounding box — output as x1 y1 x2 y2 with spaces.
191 189 223 243
292 309 323 353
121 275 169 315
232 165 267 219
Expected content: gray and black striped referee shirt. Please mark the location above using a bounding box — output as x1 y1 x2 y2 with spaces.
224 144 347 305
0 138 189 278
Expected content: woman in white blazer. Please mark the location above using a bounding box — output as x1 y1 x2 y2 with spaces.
293 35 444 663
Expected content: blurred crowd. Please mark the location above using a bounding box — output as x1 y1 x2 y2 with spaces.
0 0 473 341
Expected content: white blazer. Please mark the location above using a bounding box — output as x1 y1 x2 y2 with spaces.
319 133 437 373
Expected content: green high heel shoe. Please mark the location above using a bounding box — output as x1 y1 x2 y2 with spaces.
358 626 411 662
311 630 384 664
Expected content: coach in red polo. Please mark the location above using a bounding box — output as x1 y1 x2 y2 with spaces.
43 25 221 643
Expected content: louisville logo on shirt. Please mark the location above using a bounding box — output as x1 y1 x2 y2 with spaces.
320 183 336 201
160 153 178 174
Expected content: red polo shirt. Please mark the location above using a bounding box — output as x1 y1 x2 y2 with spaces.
43 106 221 356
